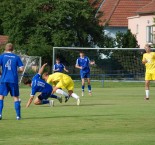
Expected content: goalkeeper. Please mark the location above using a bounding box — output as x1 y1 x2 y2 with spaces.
142 44 155 100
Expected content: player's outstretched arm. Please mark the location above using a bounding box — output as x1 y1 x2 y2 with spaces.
26 96 34 108
38 63 47 75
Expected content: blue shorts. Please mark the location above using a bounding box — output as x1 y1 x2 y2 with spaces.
0 83 19 97
38 92 51 100
80 72 90 79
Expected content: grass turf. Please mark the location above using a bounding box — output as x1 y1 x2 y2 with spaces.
0 82 155 145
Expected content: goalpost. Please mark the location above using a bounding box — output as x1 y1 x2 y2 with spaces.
19 55 42 84
53 47 154 87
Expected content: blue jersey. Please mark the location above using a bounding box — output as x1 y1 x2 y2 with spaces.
0 52 23 84
31 74 52 96
76 56 90 73
53 63 65 72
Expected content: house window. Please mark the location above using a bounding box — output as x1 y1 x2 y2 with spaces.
146 26 153 43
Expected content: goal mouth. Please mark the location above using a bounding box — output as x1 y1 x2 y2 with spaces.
53 47 155 86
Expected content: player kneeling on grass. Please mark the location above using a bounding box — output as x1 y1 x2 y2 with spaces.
23 63 62 108
42 72 80 106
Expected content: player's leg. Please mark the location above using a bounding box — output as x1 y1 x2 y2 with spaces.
13 97 21 120
9 83 21 120
50 94 62 103
145 80 150 100
0 83 9 120
68 90 80 106
36 93 54 107
81 78 85 96
54 82 70 103
86 73 92 96
55 89 69 99
145 73 151 100
67 80 80 105
81 72 85 96
0 96 4 120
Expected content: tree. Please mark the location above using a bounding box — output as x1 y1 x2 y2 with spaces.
115 29 139 48
0 0 108 65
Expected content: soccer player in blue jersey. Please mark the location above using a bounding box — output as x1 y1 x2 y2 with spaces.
75 51 95 96
24 63 62 108
53 58 69 73
0 43 24 120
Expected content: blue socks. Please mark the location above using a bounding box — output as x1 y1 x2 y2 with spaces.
50 94 58 99
88 85 91 92
41 100 50 104
0 100 4 116
82 85 85 92
14 101 21 118
82 85 91 92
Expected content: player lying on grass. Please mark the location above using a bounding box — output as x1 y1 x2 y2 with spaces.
75 51 95 96
142 44 155 100
23 63 62 108
42 72 80 106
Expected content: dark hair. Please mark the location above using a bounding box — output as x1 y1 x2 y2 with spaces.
79 51 84 54
56 58 60 61
23 78 32 85
42 72 49 78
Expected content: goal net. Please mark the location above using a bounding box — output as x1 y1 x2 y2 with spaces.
19 55 42 84
53 47 154 86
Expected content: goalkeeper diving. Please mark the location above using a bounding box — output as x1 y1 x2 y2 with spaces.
42 72 80 106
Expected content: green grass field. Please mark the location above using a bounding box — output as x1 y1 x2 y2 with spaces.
1 82 155 145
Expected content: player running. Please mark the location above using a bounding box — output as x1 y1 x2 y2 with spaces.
24 63 62 108
142 44 155 100
42 72 80 106
53 58 69 73
0 43 24 120
75 51 95 96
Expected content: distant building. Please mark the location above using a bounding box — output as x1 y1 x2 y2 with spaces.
0 35 8 47
128 0 155 48
91 0 152 38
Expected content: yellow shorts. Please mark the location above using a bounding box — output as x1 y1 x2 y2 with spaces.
145 73 155 80
56 78 74 91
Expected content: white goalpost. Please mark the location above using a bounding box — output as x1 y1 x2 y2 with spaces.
19 55 42 84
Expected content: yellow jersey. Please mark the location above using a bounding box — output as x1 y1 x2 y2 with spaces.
142 52 155 73
47 72 71 86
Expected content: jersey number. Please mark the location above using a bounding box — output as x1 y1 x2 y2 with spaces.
5 59 12 70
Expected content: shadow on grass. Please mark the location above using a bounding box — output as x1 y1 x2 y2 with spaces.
23 114 123 120
38 103 116 107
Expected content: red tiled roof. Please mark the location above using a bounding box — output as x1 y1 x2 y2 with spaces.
137 0 155 14
97 0 152 27
0 35 8 45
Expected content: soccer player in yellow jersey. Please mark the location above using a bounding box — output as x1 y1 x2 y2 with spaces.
142 44 155 100
42 72 80 105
